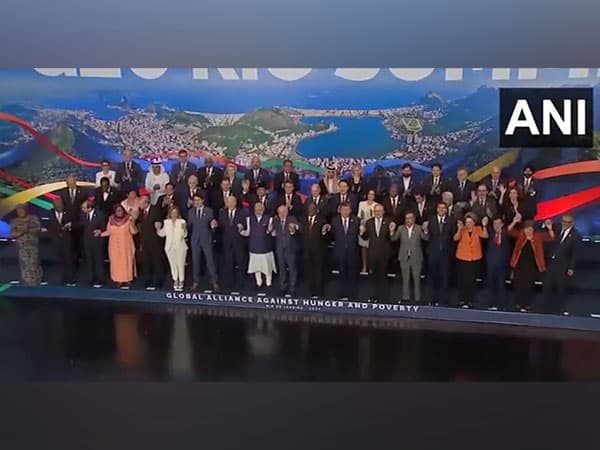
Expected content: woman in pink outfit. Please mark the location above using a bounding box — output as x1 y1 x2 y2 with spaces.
101 204 138 288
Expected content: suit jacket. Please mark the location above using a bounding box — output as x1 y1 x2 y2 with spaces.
115 160 144 194
223 176 243 197
271 215 300 251
329 215 360 258
426 214 457 260
546 226 581 272
366 175 392 199
304 195 329 218
275 193 304 217
273 171 300 194
175 186 205 216
210 189 240 212
328 192 358 216
187 206 215 245
170 161 198 185
381 195 406 223
303 214 328 258
248 193 275 216
420 174 448 202
450 179 476 204
218 207 248 250
412 200 434 225
481 175 505 199
58 187 88 220
468 197 498 223
157 193 177 217
508 227 554 271
516 177 541 220
346 177 366 200
362 216 393 261
157 218 188 252
47 209 74 244
391 224 428 262
244 167 270 190
398 176 417 200
94 187 121 216
79 209 107 246
486 228 512 269
137 204 165 249
197 166 223 192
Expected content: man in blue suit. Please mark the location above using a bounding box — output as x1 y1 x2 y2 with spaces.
486 216 511 311
187 193 219 292
272 204 300 295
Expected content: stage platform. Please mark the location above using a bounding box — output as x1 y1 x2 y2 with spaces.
3 283 600 332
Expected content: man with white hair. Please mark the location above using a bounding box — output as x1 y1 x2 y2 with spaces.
145 158 170 205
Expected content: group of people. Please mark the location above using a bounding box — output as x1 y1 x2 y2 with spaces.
9 149 581 315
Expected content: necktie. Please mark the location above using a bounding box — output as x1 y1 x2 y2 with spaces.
392 198 397 211
480 199 485 207
376 219 381 237
560 230 567 243
434 177 439 186
419 203 423 215
70 189 75 202
309 216 315 229
343 218 348 234
229 210 234 224
314 197 318 205
285 173 289 180
287 194 291 204
492 179 497 190
460 182 465 191
439 217 444 232
281 219 285 231
495 232 501 247
196 208 200 218
525 178 530 190
341 194 346 203
254 170 258 180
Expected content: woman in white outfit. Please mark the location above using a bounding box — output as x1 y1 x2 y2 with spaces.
357 189 380 274
155 206 188 291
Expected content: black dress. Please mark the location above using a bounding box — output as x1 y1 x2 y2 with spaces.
512 240 538 309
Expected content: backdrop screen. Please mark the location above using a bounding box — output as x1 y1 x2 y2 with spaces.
1 68 600 237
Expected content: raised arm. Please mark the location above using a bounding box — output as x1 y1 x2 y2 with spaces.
239 217 251 237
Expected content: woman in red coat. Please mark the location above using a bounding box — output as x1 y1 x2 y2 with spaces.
508 213 555 312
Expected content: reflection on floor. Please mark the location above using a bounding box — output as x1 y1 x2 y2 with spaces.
2 298 600 381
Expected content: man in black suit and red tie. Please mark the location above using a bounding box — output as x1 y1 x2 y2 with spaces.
244 156 270 192
47 197 76 286
217 195 248 291
543 213 582 315
275 180 304 217
322 203 360 300
273 159 300 194
197 155 223 194
302 202 328 298
359 204 393 302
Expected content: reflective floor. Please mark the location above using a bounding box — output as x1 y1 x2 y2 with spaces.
2 297 600 381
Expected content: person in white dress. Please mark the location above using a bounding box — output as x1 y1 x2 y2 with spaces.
145 158 170 205
95 160 118 187
357 189 381 273
155 206 188 291
240 202 277 289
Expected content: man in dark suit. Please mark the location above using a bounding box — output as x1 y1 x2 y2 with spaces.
272 204 301 295
328 180 358 217
187 193 219 292
137 195 166 290
305 183 329 218
248 184 274 216
399 163 417 204
115 148 144 195
425 202 457 306
210 178 239 212
516 164 541 221
412 192 434 225
94 176 121 216
47 197 76 285
244 156 270 192
275 180 304 217
543 213 582 314
217 195 248 291
197 154 223 194
360 204 393 302
170 149 198 187
468 184 498 224
481 165 505 201
486 216 512 311
302 202 328 297
381 183 406 224
78 199 107 288
366 166 391 200
449 167 476 208
322 203 360 299
420 163 447 205
58 175 88 262
175 174 204 216
157 182 177 217
223 163 243 197
273 159 300 194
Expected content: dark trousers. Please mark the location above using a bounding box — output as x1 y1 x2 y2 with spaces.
543 263 568 313
456 259 480 304
55 237 74 284
512 269 538 309
221 242 247 290
191 241 218 284
486 264 507 309
305 249 324 296
138 240 165 287
83 239 105 284
369 255 389 302
427 254 451 304
276 247 298 292
336 250 359 298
